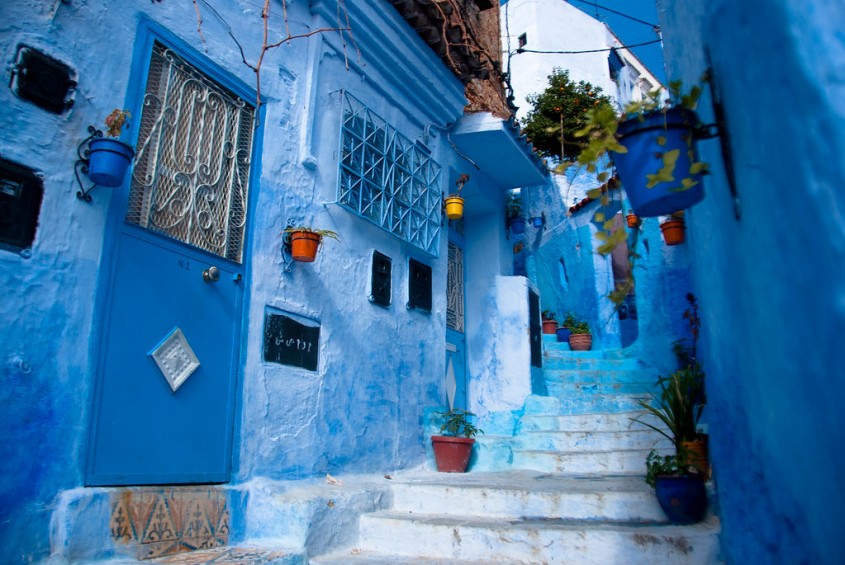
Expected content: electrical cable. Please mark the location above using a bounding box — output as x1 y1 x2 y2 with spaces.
515 38 661 55
569 0 659 29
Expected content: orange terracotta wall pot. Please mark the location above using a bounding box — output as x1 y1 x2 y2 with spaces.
289 231 321 262
542 319 557 334
568 333 592 351
660 219 686 246
626 214 641 228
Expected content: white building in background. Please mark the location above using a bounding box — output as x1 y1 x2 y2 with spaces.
501 0 663 120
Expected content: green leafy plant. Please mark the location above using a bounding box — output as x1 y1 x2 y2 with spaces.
435 408 484 439
561 311 577 329
563 312 590 334
283 226 340 241
506 191 522 219
521 68 613 163
541 310 556 322
104 108 131 138
644 449 702 487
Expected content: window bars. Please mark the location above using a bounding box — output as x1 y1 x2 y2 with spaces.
337 93 443 255
126 42 255 263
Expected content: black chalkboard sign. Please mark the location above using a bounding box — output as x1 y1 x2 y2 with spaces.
263 312 320 371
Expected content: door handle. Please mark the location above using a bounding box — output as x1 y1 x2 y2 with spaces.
202 266 221 283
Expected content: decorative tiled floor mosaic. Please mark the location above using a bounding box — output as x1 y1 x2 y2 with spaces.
151 546 293 564
109 488 230 560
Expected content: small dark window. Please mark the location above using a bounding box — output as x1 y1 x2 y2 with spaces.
0 157 43 253
518 33 528 49
529 289 542 368
11 45 76 114
407 259 432 313
370 251 392 307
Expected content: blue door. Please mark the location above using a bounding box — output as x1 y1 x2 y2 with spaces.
86 41 255 485
446 234 467 410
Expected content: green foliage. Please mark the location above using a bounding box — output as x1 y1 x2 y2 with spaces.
436 408 484 439
541 310 556 321
506 191 522 219
562 312 589 334
644 449 702 488
521 69 614 162
283 226 340 240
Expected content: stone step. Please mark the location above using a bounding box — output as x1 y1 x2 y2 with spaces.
516 429 671 452
520 410 663 432
543 368 655 384
512 447 670 475
386 471 668 522
312 552 492 564
543 354 644 371
354 512 722 564
546 381 655 396
92 546 306 564
552 392 653 415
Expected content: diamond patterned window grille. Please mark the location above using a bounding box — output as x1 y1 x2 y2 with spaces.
338 93 442 255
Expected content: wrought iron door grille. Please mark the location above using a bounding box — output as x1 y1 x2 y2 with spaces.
126 42 255 263
337 93 442 255
447 242 464 332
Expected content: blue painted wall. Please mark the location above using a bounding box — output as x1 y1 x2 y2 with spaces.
0 0 538 560
658 0 845 562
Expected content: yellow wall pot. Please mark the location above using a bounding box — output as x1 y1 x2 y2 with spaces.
444 196 464 220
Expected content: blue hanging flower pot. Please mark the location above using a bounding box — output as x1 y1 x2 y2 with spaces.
508 216 526 235
612 108 705 217
88 138 135 187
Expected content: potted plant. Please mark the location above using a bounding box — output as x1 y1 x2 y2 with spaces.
431 408 483 473
506 192 525 235
660 212 686 245
556 311 575 343
644 450 708 524
567 315 592 351
445 173 469 220
87 108 135 187
626 209 641 229
541 310 557 334
283 227 339 262
576 78 709 217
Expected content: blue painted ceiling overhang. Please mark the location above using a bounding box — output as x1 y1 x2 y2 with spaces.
451 112 549 190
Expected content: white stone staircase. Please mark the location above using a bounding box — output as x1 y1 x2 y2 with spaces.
312 343 722 564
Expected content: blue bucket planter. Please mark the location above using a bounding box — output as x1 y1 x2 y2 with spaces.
508 216 526 235
654 475 708 524
88 138 135 187
555 327 571 343
613 108 705 217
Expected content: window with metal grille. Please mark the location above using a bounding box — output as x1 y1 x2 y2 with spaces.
337 93 442 255
126 42 255 263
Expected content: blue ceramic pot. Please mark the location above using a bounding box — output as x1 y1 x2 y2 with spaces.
508 216 526 235
654 474 708 524
613 108 705 217
88 138 135 187
556 327 571 343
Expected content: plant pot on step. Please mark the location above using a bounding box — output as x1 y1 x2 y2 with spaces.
556 326 571 343
612 108 705 217
444 196 464 220
681 436 710 478
88 138 135 187
660 218 686 246
568 333 592 351
654 474 708 524
542 319 557 334
431 435 475 472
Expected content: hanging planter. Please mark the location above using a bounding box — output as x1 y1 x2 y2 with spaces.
88 138 135 187
660 216 686 246
626 210 641 229
444 196 464 220
508 216 526 235
612 107 706 217
284 227 340 262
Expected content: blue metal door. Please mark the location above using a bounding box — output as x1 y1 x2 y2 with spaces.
446 235 467 410
86 41 254 485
